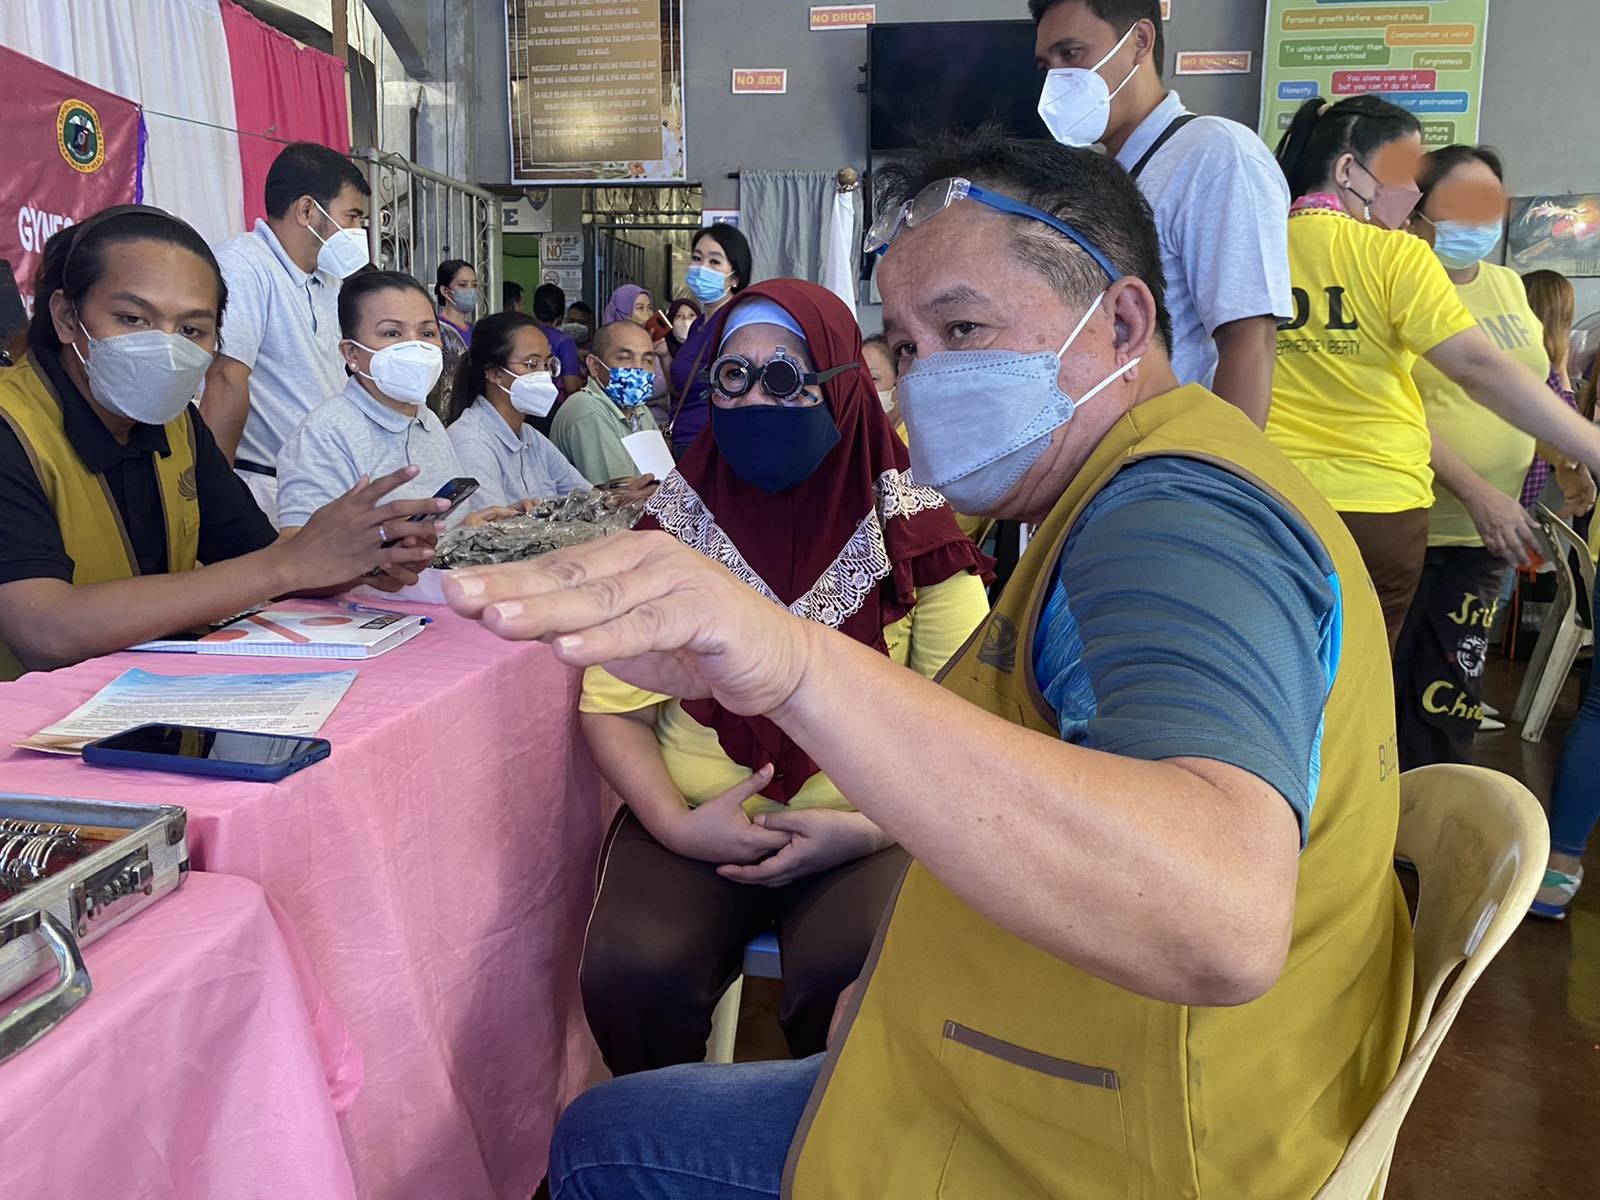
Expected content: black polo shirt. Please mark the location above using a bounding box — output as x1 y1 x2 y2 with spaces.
0 339 278 586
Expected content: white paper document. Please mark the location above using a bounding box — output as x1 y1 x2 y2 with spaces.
622 430 676 481
16 668 357 755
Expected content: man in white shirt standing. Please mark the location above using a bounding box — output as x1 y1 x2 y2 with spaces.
202 143 372 522
1032 0 1290 428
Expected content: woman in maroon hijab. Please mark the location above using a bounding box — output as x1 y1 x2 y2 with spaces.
578 280 992 1074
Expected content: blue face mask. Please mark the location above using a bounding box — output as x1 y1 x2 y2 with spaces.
686 264 730 304
1431 219 1503 270
896 291 1138 513
600 364 655 409
712 400 841 494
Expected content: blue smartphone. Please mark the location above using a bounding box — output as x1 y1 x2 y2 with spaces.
82 723 331 783
382 477 478 546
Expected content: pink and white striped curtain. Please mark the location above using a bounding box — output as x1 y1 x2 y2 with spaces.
219 1 351 229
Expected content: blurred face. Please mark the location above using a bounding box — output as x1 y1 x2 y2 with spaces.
339 287 441 383
861 342 897 393
589 320 657 376
1332 132 1425 226
692 234 739 289
1412 158 1507 239
877 200 1154 520
1034 2 1153 137
630 292 655 324
491 324 558 398
713 323 824 410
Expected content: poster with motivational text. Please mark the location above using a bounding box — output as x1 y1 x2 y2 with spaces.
506 0 685 184
1260 1 1490 149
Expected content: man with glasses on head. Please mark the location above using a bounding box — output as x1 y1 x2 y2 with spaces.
1033 0 1291 428
455 130 1411 1200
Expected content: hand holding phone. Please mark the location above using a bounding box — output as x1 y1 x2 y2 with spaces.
383 477 479 546
645 310 673 342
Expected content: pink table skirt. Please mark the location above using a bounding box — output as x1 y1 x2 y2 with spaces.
0 605 606 1199
3 872 359 1199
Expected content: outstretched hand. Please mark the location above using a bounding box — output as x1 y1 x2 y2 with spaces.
441 530 813 717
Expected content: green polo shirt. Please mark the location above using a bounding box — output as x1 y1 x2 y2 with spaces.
549 380 658 485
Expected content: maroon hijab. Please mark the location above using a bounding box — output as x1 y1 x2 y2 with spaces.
638 279 992 803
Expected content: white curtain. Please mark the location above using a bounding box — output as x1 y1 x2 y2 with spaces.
742 169 834 286
0 0 244 247
821 186 862 318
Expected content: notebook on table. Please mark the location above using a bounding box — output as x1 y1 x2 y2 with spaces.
132 606 429 660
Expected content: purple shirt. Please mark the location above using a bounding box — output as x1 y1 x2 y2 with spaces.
667 315 716 450
1520 369 1578 506
541 323 584 381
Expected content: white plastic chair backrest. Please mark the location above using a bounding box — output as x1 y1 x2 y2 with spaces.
1534 503 1594 627
1311 765 1549 1200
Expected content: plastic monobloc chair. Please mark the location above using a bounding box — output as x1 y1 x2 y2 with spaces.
705 931 782 1064
1312 764 1549 1199
1513 504 1595 743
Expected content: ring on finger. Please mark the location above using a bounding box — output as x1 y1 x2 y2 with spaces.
378 524 388 546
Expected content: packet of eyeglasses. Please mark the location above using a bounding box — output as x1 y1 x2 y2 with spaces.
433 489 649 569
0 793 188 1061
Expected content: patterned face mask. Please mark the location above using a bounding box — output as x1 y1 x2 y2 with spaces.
599 364 655 409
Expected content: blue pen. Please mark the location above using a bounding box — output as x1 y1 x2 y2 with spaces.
339 600 433 625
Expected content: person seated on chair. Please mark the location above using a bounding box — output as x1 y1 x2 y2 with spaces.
276 271 513 533
573 280 993 1076
551 319 665 487
445 311 590 511
446 129 1417 1200
0 206 443 679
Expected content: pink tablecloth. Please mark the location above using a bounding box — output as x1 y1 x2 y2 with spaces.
3 872 359 1199
0 606 605 1199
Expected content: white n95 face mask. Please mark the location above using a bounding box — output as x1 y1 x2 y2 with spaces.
508 369 560 418
310 200 371 279
74 324 213 425
350 340 443 405
1038 23 1139 148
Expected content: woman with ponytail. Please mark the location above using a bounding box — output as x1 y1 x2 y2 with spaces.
1266 96 1600 652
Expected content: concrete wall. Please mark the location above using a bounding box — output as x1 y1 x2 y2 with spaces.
469 0 1600 313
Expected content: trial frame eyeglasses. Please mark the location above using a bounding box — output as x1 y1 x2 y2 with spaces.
864 177 1123 283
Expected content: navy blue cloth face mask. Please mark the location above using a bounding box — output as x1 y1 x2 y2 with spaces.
711 399 841 494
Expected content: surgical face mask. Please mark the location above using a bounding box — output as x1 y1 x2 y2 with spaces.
878 388 897 414
686 264 730 305
672 317 696 341
712 401 841 494
1430 218 1503 270
73 324 213 425
1345 162 1422 232
349 339 443 406
1038 24 1139 148
896 291 1140 513
504 367 560 418
309 200 370 279
449 287 478 312
597 363 655 409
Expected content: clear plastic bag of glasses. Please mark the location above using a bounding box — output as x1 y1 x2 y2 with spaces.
433 488 651 570
0 794 189 1061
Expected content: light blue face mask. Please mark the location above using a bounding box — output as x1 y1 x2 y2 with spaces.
686 264 729 304
896 291 1140 514
1431 219 1503 270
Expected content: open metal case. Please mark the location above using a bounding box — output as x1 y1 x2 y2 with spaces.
0 794 189 1062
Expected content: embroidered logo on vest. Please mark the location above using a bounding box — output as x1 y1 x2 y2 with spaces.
177 466 198 502
977 613 1019 672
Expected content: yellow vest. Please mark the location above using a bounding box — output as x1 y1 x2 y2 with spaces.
786 386 1413 1199
0 355 198 679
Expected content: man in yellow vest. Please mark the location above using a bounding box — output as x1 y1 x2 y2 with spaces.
448 131 1413 1199
0 205 447 679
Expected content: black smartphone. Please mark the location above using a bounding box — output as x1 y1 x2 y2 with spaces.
82 724 331 783
384 477 478 546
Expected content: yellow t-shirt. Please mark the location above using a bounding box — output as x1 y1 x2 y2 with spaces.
1268 209 1479 513
1413 262 1548 547
581 571 990 816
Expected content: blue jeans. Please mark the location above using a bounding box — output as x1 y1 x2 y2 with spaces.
550 1057 823 1199
1549 583 1600 857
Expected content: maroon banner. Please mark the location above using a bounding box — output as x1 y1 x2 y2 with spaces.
1 45 141 309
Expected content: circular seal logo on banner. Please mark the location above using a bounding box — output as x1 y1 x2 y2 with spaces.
57 99 106 174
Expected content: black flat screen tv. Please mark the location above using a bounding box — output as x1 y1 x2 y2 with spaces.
869 21 1048 154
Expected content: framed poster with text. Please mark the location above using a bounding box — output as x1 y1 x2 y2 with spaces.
506 0 686 185
1260 1 1489 149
